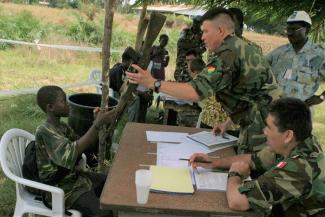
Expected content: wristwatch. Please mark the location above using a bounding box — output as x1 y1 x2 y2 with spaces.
228 171 243 180
320 95 324 101
154 79 161 93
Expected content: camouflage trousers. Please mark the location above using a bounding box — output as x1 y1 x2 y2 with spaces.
237 104 268 154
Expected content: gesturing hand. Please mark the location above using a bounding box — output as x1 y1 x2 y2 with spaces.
126 64 156 89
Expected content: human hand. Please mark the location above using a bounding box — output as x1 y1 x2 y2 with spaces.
305 95 323 107
212 119 231 136
229 162 251 179
93 108 116 126
189 153 216 169
126 64 155 89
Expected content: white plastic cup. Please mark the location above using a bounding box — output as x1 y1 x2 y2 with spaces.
135 169 152 204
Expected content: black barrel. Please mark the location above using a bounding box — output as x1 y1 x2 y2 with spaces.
67 93 118 136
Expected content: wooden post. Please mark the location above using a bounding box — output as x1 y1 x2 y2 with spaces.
135 2 148 51
98 0 116 173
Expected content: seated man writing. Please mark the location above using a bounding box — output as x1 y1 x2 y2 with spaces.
35 85 114 217
189 97 325 216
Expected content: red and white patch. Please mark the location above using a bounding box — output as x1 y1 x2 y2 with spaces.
276 162 288 168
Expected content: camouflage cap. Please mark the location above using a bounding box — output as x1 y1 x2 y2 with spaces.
287 11 312 25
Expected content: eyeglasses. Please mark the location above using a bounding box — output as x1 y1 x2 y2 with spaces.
286 27 304 33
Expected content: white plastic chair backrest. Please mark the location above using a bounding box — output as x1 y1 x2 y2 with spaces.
89 69 114 97
0 128 34 193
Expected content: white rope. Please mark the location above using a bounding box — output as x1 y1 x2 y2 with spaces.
0 80 97 97
0 38 123 53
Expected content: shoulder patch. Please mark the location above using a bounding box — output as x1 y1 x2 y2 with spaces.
207 66 216 74
276 161 288 168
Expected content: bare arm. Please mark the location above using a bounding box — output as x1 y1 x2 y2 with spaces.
227 162 250 211
127 64 200 102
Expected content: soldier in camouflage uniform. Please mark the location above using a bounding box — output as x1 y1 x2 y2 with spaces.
189 98 325 217
127 7 281 154
267 11 325 106
35 85 114 217
174 16 206 82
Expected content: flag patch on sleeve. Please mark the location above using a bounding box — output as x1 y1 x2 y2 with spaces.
276 162 287 168
207 66 216 74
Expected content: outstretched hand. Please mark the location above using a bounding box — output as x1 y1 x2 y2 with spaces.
126 64 156 89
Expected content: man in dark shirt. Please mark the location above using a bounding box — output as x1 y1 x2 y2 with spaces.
109 50 132 97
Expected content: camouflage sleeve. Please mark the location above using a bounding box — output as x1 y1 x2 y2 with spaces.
38 125 78 170
189 55 230 100
239 158 313 213
252 147 277 172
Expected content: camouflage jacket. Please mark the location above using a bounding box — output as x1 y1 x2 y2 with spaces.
242 36 263 54
174 28 206 82
35 121 92 208
190 34 281 126
239 136 324 217
267 39 325 101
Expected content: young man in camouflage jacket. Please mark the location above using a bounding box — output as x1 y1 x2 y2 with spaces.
35 85 114 217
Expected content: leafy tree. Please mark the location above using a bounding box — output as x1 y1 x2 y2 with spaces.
133 0 324 44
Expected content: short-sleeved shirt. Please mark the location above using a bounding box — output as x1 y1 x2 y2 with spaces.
190 35 281 153
267 40 325 101
35 121 92 208
239 136 324 216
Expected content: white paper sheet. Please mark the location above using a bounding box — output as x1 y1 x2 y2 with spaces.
146 131 188 143
193 171 228 192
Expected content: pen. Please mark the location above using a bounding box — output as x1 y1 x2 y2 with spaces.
221 134 229 140
179 158 213 164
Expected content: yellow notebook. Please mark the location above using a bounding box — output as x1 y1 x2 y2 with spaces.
150 165 194 194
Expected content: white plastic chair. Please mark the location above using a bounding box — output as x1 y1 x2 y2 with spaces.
0 128 81 217
88 69 114 97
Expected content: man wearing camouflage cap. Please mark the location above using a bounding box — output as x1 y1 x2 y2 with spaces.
189 97 325 216
267 11 325 106
127 7 281 154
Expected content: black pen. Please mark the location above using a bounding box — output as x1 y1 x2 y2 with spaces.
179 158 213 164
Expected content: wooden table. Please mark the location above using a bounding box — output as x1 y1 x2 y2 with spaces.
100 123 261 217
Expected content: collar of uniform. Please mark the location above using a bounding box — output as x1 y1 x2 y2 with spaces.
288 135 323 158
215 34 237 54
288 38 313 54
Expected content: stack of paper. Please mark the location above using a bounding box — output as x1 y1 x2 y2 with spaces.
194 170 228 192
150 165 194 194
187 131 238 151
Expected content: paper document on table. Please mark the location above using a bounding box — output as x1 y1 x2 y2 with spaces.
187 131 237 149
150 165 194 194
156 142 211 168
146 131 188 143
194 171 228 192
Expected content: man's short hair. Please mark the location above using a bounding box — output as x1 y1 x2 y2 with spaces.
159 34 169 41
202 7 235 33
269 97 312 142
190 58 206 73
229 7 244 28
37 85 64 113
185 49 198 57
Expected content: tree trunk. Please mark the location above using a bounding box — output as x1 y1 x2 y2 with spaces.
98 0 116 173
135 2 148 51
